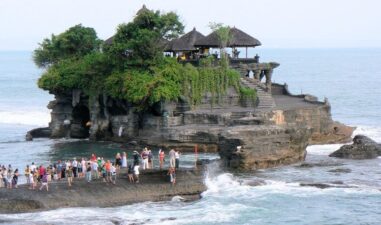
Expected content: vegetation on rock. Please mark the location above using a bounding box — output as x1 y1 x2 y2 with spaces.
35 8 256 110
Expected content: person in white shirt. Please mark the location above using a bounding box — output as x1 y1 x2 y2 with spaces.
110 164 116 185
169 149 176 168
30 162 36 173
133 165 140 183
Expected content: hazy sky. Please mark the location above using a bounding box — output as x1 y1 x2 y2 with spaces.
0 0 380 50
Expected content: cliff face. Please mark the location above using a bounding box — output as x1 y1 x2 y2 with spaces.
43 82 352 171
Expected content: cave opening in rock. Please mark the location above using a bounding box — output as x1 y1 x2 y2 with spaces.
71 105 90 138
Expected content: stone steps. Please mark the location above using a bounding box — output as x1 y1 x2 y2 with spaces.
240 78 276 109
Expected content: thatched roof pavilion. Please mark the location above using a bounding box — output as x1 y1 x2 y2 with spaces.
165 28 205 52
194 27 261 48
104 36 114 45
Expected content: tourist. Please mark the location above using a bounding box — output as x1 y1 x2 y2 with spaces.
39 173 49 191
100 164 107 182
175 150 181 169
105 160 112 183
148 149 153 169
141 148 149 170
115 153 122 170
24 165 31 185
85 162 92 183
127 164 134 183
167 167 176 185
91 153 96 162
2 166 8 188
77 159 82 178
53 164 58 180
29 171 35 190
72 158 78 178
92 160 99 179
133 151 140 166
39 164 45 181
133 164 140 183
121 152 127 168
7 165 13 189
159 149 165 169
0 168 3 188
57 160 62 179
66 166 73 187
11 169 19 189
169 149 176 168
110 163 116 185
34 168 39 185
81 158 86 178
61 161 66 179
46 165 52 182
30 162 36 173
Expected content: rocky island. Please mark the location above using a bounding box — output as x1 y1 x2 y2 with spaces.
8 5 355 213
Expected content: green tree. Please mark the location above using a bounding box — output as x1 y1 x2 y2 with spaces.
105 8 184 69
33 24 102 68
209 22 231 69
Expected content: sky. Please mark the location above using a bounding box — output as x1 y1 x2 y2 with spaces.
0 0 380 50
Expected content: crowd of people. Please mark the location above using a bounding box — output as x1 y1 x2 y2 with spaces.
0 148 182 191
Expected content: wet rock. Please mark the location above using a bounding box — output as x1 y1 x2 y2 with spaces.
300 182 356 189
161 217 177 222
26 127 51 139
0 169 205 214
329 135 381 159
243 179 266 186
300 183 332 189
25 132 33 141
331 181 344 185
310 122 355 145
297 162 344 168
327 168 352 173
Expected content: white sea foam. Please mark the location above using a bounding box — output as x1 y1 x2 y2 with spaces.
306 144 344 156
352 125 381 142
0 110 51 126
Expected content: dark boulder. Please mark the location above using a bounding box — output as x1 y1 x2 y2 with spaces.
26 127 52 140
329 135 381 159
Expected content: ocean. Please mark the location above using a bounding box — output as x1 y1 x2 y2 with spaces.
0 49 380 225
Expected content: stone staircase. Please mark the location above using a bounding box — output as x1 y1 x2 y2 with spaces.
240 77 276 109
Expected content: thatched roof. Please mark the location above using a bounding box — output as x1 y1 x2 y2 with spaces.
194 27 261 48
104 36 114 45
165 28 205 52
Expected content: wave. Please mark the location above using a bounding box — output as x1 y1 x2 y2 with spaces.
204 171 381 199
307 125 381 156
352 125 381 142
306 144 344 156
0 110 51 126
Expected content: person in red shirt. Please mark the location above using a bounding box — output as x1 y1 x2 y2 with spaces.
91 154 96 162
39 165 46 180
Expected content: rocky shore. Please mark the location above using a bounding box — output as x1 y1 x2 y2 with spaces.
329 135 381 159
0 168 206 214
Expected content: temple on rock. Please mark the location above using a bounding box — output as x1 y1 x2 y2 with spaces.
31 5 352 171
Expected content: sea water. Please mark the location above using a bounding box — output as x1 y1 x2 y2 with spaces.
0 49 380 225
